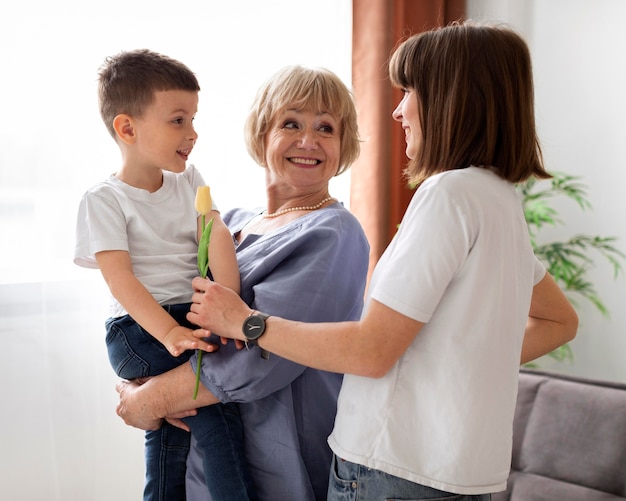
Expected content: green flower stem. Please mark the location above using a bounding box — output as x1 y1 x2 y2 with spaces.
193 214 213 400
193 351 203 400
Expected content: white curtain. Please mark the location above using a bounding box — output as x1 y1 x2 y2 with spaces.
0 2 352 499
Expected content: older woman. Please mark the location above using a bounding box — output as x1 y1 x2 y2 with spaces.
115 65 370 501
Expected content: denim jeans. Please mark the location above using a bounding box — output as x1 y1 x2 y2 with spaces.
327 454 492 501
106 303 255 501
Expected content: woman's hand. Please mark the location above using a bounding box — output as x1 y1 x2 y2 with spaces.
115 379 163 430
115 378 199 432
187 277 252 342
164 412 197 432
115 363 220 434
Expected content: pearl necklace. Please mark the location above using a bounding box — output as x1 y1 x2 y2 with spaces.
263 197 337 219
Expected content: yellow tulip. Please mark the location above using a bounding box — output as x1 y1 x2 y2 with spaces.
195 185 212 215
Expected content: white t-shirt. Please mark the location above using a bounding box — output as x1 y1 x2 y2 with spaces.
328 167 545 495
74 164 216 317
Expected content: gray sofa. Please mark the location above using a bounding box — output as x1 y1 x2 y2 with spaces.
493 369 626 500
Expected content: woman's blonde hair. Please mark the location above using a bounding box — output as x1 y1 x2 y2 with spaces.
244 65 360 176
389 22 551 186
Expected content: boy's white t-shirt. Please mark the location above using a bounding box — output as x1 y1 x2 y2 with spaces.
74 164 216 317
328 167 546 495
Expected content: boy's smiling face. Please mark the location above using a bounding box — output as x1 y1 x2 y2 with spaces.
115 89 199 191
131 89 199 173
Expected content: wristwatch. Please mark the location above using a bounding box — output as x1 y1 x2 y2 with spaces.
242 311 270 359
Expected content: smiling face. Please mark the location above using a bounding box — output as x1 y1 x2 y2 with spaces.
116 89 198 190
264 107 341 194
392 89 421 161
132 89 198 172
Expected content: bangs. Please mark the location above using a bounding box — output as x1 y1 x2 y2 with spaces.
245 65 360 174
389 37 418 89
271 68 349 120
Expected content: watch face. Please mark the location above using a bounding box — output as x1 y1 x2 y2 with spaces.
243 315 266 341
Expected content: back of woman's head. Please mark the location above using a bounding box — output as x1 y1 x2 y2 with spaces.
244 65 360 175
389 22 550 185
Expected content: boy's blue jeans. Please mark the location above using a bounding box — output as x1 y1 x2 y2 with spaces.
106 303 256 501
328 454 492 501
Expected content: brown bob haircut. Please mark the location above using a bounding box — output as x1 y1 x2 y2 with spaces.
98 49 200 140
244 65 361 176
389 22 551 186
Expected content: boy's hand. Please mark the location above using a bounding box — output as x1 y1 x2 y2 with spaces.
220 335 245 349
191 329 245 350
162 325 218 357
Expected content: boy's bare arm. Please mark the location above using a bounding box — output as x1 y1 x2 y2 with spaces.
96 250 217 357
205 211 240 294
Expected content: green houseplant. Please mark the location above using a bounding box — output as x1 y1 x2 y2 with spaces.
519 172 625 362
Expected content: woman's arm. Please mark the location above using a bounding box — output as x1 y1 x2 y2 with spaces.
188 272 579 376
115 362 220 431
188 280 424 378
520 272 578 364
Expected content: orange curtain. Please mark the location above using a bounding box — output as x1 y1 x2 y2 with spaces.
350 0 465 280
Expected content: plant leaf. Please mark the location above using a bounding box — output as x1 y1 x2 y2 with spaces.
520 171 626 351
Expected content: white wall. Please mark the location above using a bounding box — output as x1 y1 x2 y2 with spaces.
467 0 626 383
0 0 353 286
0 1 352 499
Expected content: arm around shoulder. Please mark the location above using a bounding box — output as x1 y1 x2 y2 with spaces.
521 272 578 365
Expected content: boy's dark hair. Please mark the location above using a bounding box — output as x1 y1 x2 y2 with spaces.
389 22 551 185
98 49 200 139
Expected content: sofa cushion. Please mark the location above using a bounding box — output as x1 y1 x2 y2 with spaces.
517 371 626 497
509 472 626 501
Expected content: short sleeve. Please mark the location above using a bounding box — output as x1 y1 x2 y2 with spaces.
74 185 130 268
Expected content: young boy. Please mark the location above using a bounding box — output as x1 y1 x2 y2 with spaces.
74 49 254 501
